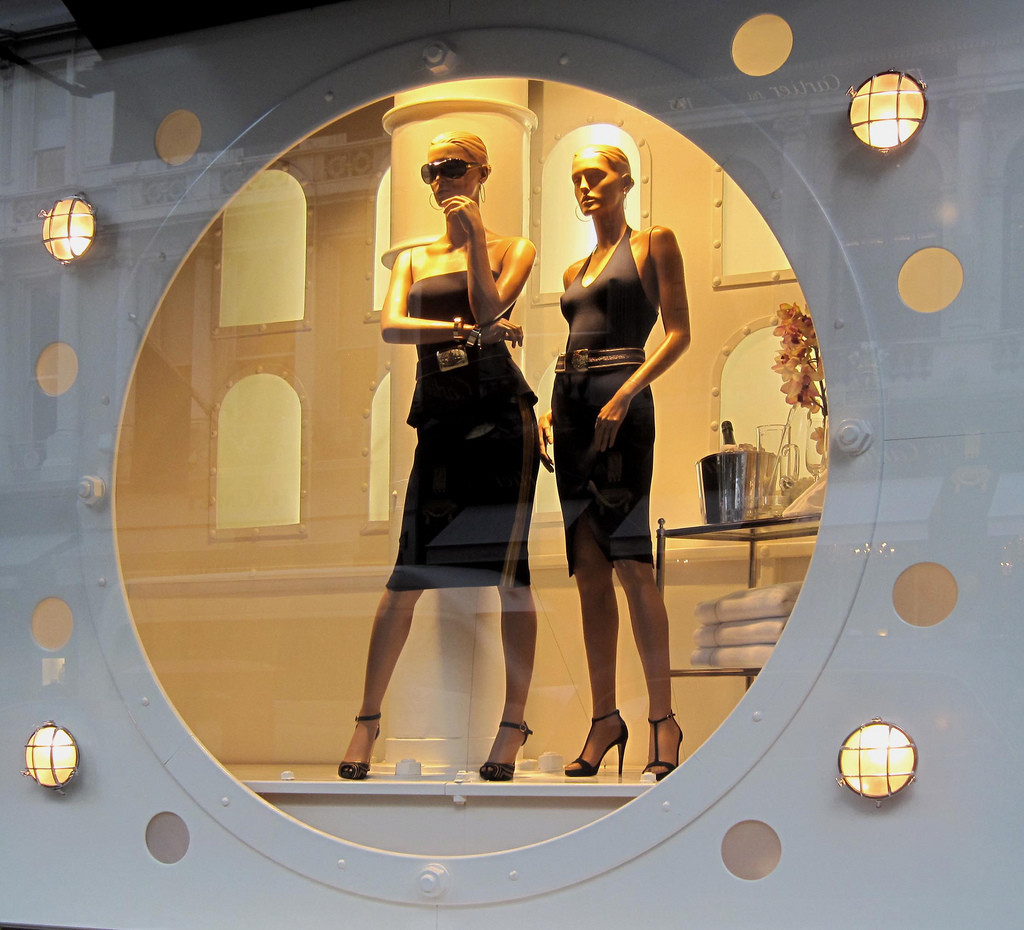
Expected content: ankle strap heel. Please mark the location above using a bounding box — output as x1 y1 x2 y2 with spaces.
565 709 629 778
498 719 534 744
339 713 382 781
479 720 533 782
644 711 682 782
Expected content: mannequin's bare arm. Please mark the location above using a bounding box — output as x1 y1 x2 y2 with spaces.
444 195 536 331
379 250 458 345
593 226 691 451
380 230 536 346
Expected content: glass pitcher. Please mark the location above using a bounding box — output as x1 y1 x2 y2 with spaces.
756 422 800 517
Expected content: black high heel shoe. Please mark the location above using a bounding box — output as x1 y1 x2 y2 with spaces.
479 720 533 782
565 709 629 777
643 711 682 782
338 712 381 780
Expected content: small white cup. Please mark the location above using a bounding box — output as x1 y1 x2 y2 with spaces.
394 758 422 777
538 751 564 772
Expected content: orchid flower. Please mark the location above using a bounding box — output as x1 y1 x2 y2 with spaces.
773 302 827 417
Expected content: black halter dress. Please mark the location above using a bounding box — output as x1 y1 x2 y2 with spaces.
552 229 659 575
387 270 539 591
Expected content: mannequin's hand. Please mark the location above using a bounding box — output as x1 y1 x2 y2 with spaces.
480 318 523 347
442 195 484 237
538 409 554 472
594 390 633 451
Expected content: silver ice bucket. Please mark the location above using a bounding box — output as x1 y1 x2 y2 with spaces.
696 450 759 524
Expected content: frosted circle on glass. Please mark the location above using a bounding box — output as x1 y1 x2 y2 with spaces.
721 820 782 880
36 342 78 397
893 561 957 627
32 597 74 650
155 109 202 166
898 247 963 313
146 812 190 864
731 14 793 77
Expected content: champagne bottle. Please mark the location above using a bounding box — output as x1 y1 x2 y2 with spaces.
721 420 735 446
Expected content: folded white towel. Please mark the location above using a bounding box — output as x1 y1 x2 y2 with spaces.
783 473 826 516
693 617 787 648
690 644 775 668
694 581 802 624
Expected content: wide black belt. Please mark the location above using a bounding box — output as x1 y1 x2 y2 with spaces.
555 347 645 373
417 345 482 378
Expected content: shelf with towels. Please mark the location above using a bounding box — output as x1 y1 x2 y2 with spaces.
656 513 820 589
655 513 820 686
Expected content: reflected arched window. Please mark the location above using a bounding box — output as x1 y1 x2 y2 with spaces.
215 373 302 530
219 169 307 328
365 168 394 529
539 125 642 296
372 168 392 315
718 319 797 443
368 371 391 524
714 164 794 287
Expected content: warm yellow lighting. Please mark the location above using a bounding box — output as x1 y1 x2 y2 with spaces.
837 718 917 802
39 194 96 264
847 71 927 153
23 722 80 789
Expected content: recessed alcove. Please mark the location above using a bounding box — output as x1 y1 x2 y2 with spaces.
114 78 820 855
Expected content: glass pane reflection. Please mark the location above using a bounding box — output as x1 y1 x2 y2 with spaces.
115 84 814 855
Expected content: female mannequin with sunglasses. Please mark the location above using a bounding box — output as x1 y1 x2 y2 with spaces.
538 145 691 781
339 132 540 782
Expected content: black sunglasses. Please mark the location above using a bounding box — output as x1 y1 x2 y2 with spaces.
420 158 484 183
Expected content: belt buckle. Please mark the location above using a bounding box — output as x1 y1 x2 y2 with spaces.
437 347 469 372
571 348 589 372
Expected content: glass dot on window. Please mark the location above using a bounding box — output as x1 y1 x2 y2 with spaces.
155 109 202 166
146 812 190 864
722 820 782 880
732 14 793 77
898 247 963 313
36 342 78 397
893 562 957 627
32 597 74 650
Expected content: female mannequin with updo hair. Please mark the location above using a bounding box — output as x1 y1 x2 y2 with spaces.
339 131 540 782
538 143 691 780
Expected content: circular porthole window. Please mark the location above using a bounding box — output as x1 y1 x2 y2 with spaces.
115 81 825 857
100 25 871 906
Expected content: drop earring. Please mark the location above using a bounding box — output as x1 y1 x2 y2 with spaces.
479 183 486 204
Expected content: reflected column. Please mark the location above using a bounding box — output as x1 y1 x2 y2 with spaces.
381 80 537 772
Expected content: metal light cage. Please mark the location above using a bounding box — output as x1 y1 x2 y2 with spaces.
847 70 927 153
23 721 80 790
837 718 917 802
39 194 96 264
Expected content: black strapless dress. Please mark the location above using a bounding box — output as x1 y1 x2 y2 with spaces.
552 230 658 575
387 271 539 591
